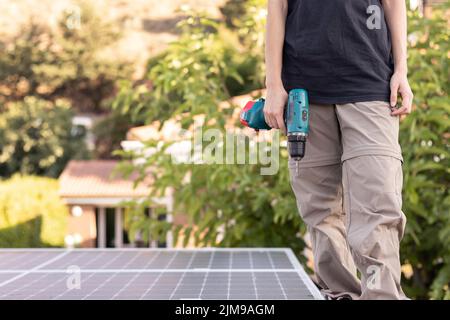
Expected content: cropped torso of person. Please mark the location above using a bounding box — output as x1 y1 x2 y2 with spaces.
281 0 394 104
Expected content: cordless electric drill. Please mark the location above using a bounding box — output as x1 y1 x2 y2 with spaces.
240 88 309 160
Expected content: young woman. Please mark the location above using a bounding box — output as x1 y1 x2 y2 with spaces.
264 0 413 300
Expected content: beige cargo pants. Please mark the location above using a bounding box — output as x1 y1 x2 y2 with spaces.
288 101 408 300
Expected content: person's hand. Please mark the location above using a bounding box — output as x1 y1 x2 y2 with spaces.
390 71 414 118
264 85 288 134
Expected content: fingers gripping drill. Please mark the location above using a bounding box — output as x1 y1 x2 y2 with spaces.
240 89 310 174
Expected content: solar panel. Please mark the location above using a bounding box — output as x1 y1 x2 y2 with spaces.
0 248 323 300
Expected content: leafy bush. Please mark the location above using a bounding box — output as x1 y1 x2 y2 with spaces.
0 175 68 247
399 3 450 300
0 97 89 178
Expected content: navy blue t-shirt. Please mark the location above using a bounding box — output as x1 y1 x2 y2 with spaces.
281 0 394 104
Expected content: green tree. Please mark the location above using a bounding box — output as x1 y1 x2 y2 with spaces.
0 97 89 178
0 0 134 173
0 0 131 112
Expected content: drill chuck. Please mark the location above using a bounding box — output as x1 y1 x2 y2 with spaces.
288 133 307 160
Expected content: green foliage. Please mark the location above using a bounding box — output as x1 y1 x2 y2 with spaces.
0 0 131 112
117 141 306 256
112 10 263 126
220 0 267 88
121 199 172 246
91 110 137 159
399 3 450 300
0 97 89 178
0 175 68 247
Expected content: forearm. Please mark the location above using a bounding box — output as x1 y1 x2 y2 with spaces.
382 0 408 74
265 0 288 88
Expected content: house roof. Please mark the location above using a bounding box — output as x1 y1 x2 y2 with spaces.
59 160 152 198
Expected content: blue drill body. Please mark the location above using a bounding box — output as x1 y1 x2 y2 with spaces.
240 88 310 160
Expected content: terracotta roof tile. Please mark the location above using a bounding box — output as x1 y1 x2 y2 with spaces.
59 160 152 198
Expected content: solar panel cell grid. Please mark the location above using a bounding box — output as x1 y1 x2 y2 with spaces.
0 248 323 300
